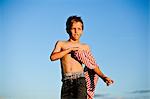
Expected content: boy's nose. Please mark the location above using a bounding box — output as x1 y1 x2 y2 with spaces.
75 29 77 33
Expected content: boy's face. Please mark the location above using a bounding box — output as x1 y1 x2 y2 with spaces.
70 21 83 41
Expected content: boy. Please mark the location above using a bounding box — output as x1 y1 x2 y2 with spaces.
50 16 113 99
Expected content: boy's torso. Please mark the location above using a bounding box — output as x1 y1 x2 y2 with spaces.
60 41 88 74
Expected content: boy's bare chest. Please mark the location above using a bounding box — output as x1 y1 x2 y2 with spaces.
61 42 83 51
61 52 80 66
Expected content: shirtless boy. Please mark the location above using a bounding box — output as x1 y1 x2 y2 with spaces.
50 16 113 99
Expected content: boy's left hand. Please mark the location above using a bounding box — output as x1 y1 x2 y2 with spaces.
103 77 114 86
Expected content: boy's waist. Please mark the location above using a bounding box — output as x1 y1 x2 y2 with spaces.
62 72 85 81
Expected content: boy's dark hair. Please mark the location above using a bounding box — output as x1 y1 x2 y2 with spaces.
66 15 84 35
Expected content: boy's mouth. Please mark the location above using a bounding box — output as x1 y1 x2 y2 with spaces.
74 34 79 36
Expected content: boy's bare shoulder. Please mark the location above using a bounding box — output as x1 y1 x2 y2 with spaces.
55 40 69 50
56 40 67 45
81 43 90 51
57 40 66 43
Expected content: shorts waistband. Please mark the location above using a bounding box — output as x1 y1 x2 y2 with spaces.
62 72 85 81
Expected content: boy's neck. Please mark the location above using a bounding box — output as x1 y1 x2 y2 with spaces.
68 38 80 43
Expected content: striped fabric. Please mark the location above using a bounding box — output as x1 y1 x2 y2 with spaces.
73 50 99 99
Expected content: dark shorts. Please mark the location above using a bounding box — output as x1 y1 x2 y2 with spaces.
61 77 87 99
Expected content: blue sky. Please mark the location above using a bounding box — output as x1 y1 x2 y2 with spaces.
0 0 149 99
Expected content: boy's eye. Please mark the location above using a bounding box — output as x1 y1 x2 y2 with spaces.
71 28 75 30
78 28 81 30
71 27 82 31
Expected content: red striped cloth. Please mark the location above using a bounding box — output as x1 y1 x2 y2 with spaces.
73 50 99 99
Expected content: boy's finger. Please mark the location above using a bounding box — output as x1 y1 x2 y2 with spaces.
111 80 114 83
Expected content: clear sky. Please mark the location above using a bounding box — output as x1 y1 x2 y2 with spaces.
0 0 149 99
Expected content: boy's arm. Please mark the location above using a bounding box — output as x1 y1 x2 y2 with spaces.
94 67 114 86
85 45 106 77
50 41 69 61
85 45 114 86
50 50 71 61
50 41 79 61
93 66 106 79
